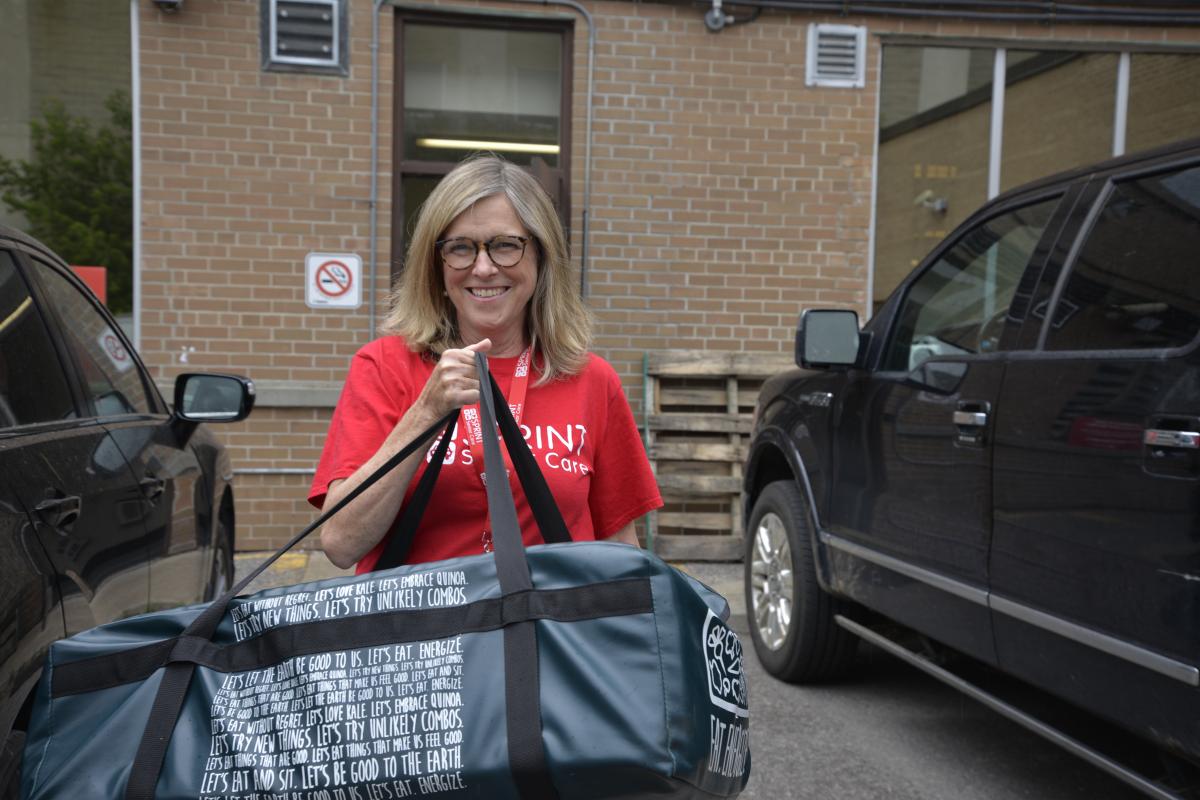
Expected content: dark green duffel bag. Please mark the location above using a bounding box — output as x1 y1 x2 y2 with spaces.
22 354 750 799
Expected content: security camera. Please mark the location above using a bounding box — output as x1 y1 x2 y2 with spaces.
705 0 732 32
153 0 182 12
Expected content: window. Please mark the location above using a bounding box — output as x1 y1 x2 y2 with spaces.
393 14 571 276
875 45 995 314
0 253 75 427
873 43 1200 312
263 0 347 75
884 197 1059 372
1044 165 1200 352
1000 51 1117 192
33 259 151 416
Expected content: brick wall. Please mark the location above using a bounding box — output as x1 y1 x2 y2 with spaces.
137 2 1200 551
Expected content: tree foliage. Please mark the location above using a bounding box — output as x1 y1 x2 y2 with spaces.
0 91 133 314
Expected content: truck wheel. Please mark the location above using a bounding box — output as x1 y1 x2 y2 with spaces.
744 480 857 682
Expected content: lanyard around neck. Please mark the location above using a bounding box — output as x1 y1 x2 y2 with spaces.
461 346 531 487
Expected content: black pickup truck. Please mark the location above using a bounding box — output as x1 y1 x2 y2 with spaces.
743 138 1200 798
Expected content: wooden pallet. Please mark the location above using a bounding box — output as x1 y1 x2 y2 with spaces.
641 350 793 561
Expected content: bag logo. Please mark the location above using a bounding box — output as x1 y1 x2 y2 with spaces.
703 609 748 718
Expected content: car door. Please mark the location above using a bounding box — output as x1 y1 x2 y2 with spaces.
0 250 68 770
823 192 1066 663
2 248 152 635
22 254 210 614
991 157 1200 754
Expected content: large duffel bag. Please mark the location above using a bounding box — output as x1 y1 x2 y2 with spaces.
21 353 750 799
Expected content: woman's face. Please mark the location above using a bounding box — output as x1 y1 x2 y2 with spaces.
440 193 538 354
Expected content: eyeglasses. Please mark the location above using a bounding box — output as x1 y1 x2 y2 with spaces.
435 235 530 270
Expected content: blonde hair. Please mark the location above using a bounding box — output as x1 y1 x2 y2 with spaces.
383 154 592 383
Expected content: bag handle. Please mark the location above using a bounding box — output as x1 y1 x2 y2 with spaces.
375 368 571 570
472 351 560 799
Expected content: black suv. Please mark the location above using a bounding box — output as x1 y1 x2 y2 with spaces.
743 138 1200 792
0 226 254 793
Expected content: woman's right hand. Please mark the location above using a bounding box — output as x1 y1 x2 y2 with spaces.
413 339 492 419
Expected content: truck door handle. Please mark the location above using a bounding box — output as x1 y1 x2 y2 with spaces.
1144 429 1199 449
953 410 988 427
954 401 991 446
35 493 82 533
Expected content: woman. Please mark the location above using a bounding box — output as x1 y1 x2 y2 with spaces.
310 155 662 572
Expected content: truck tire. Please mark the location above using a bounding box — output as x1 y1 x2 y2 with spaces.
744 480 857 682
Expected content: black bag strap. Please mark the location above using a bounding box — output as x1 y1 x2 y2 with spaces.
123 409 458 800
375 370 570 570
473 352 559 799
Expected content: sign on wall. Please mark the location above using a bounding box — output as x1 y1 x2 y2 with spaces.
305 253 363 309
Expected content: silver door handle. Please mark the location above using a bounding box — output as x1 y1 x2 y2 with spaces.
1144 429 1199 449
953 411 988 427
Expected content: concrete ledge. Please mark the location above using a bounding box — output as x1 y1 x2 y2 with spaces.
158 380 342 409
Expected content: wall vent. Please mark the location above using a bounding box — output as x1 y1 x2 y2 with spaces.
806 23 866 89
265 0 346 74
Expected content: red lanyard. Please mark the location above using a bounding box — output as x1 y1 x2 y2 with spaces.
460 347 531 552
460 346 531 488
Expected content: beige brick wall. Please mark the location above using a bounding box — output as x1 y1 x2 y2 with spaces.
137 1 1200 551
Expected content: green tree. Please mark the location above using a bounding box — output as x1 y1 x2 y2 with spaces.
0 91 133 314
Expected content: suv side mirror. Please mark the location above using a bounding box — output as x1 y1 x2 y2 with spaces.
173 374 256 423
796 309 861 369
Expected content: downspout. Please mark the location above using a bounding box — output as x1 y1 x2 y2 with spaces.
369 0 386 340
521 0 596 297
130 0 142 349
368 0 596 300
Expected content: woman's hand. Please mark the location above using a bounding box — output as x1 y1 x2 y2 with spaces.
413 339 492 419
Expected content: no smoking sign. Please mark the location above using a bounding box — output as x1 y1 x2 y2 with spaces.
305 252 363 309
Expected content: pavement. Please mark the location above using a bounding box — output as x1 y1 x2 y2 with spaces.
234 549 747 632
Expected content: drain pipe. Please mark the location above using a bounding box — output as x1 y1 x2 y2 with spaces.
368 0 387 340
523 0 596 297
368 0 596 301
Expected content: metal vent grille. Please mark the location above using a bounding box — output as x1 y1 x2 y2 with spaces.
806 24 866 89
272 0 338 67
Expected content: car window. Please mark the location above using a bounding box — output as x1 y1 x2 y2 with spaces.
31 258 152 416
1043 164 1200 352
884 197 1060 372
0 251 77 426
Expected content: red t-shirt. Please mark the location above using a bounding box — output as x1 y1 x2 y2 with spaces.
309 336 663 572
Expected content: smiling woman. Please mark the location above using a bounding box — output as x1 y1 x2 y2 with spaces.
310 155 662 573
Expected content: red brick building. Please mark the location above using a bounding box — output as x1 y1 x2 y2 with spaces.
125 0 1200 549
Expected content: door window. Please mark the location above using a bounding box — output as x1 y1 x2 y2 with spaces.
394 15 571 277
1044 165 1200 352
884 197 1060 371
31 259 152 416
0 252 76 427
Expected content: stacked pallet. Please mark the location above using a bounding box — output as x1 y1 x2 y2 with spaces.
641 350 793 561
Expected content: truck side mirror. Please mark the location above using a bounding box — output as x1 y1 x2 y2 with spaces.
796 309 861 369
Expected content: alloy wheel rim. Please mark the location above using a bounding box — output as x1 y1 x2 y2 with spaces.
750 512 794 651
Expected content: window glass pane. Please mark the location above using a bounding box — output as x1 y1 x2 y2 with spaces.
1126 54 1200 155
33 259 150 416
885 197 1059 371
874 45 993 315
1001 52 1117 192
404 25 561 168
1045 166 1200 352
0 253 76 426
